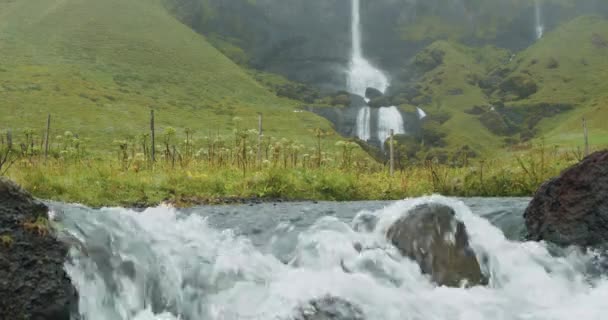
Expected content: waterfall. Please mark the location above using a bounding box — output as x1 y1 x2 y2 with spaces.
356 106 371 141
377 106 405 145
347 0 389 97
417 107 427 120
534 0 544 40
348 0 404 143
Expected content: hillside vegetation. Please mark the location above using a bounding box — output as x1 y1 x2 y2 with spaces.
393 16 608 158
0 0 338 152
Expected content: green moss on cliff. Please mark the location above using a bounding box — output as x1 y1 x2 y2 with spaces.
409 41 510 153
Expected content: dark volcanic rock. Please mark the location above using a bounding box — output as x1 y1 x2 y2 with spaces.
386 203 488 287
524 150 608 247
364 87 383 100
0 178 78 319
367 96 391 108
293 296 365 320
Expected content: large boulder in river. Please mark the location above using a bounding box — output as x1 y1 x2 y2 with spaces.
0 178 78 319
524 150 608 247
386 203 488 287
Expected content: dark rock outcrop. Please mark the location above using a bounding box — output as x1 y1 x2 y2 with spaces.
0 178 78 319
364 87 383 100
524 150 608 247
386 203 488 287
499 75 538 100
292 296 365 320
367 96 391 108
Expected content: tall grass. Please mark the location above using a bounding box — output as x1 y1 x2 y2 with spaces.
0 124 592 207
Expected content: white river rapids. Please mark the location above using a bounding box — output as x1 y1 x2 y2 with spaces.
49 196 608 320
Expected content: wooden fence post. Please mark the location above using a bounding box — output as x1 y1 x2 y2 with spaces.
7 130 12 150
44 114 51 160
150 110 156 162
257 113 263 166
583 117 589 157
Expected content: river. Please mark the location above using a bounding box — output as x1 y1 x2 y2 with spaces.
48 196 608 320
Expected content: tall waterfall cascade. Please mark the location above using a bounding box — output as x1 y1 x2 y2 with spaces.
348 0 405 145
347 0 389 97
534 0 544 40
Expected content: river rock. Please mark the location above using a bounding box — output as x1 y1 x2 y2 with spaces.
293 296 365 320
524 150 608 247
386 203 488 287
0 178 78 319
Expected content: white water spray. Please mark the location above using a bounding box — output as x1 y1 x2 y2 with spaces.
377 107 405 145
55 196 608 320
356 106 372 142
535 0 544 40
416 107 427 120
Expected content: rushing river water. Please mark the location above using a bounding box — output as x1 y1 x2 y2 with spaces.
48 196 608 320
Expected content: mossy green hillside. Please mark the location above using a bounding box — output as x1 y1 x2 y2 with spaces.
407 41 511 153
0 0 342 153
504 16 608 147
405 16 608 157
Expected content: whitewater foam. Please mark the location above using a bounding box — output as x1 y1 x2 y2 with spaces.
53 196 608 320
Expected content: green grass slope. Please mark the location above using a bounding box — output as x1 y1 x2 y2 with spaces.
0 0 336 152
408 16 608 156
506 16 608 147
410 41 510 153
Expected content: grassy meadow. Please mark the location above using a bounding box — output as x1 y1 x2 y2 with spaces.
0 0 339 150
0 121 592 207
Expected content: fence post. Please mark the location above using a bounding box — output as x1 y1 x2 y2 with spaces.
389 129 395 177
257 113 263 166
7 130 12 150
583 117 589 157
150 110 156 162
44 114 51 160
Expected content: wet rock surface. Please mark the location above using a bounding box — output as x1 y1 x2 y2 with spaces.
0 178 78 319
524 150 608 247
386 203 488 287
293 296 365 320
